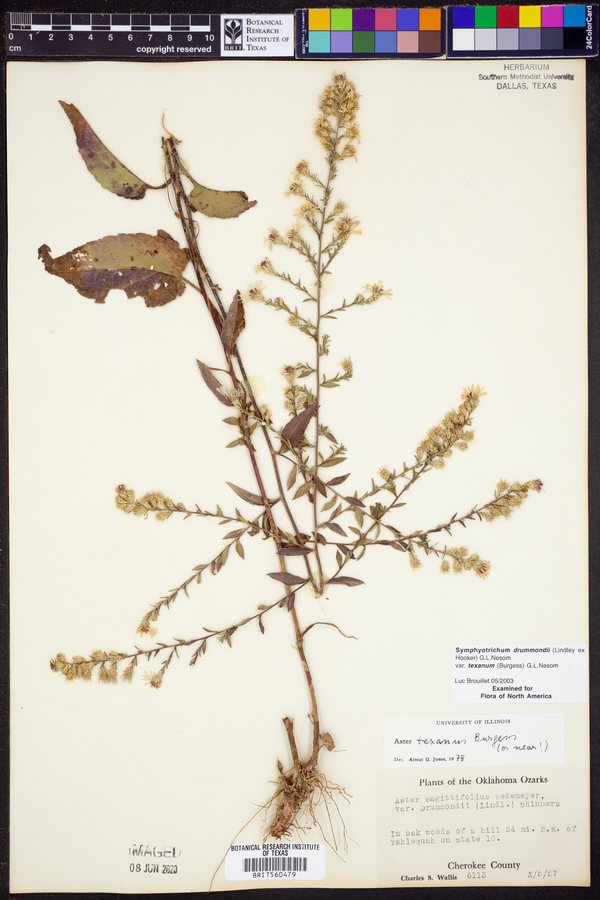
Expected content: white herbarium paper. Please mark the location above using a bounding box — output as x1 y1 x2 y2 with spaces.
8 60 587 891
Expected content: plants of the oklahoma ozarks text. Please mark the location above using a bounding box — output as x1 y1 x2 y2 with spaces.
42 74 541 851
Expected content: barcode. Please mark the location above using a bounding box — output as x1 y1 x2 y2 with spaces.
243 856 308 873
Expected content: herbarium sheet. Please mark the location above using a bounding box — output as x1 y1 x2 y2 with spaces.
8 60 588 891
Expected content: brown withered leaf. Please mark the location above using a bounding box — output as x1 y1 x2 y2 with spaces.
59 102 157 199
227 482 278 507
221 291 245 352
327 473 350 486
321 732 335 752
38 231 189 307
325 522 347 537
196 360 233 406
281 400 318 450
277 546 311 557
189 177 257 219
268 572 307 587
327 576 364 587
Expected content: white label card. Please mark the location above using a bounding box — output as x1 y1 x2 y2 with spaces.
384 715 564 768
453 645 588 702
377 765 589 887
225 843 326 881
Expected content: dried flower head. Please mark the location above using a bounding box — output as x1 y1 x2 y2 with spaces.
415 388 483 465
363 282 393 301
142 671 163 689
341 357 353 376
319 73 359 126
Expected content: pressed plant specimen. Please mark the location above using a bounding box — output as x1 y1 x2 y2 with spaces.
41 73 542 850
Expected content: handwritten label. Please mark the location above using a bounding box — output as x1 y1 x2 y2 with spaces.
384 715 564 768
453 645 588 703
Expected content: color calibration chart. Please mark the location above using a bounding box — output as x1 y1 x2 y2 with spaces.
296 7 444 57
448 4 597 55
296 6 597 59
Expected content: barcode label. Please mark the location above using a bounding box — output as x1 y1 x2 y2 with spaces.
243 856 307 873
225 843 325 881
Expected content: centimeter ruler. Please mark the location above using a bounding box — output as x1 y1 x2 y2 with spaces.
5 12 295 58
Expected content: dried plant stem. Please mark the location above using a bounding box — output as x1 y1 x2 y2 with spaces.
311 117 342 597
164 137 324 779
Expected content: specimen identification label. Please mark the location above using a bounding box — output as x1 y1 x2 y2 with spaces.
453 645 588 702
220 14 294 56
225 843 325 881
384 715 564 768
377 765 589 887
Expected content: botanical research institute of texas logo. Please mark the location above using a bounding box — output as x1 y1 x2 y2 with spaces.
224 18 243 50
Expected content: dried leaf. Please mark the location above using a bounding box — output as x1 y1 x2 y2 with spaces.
326 522 347 537
196 359 233 406
293 481 313 500
235 540 245 559
221 291 245 352
189 177 257 218
277 546 311 557
314 477 328 497
328 576 364 587
286 466 298 491
281 400 318 449
327 473 350 486
59 101 156 199
38 231 189 307
320 456 345 468
344 496 365 508
227 482 270 506
267 572 307 587
322 732 335 752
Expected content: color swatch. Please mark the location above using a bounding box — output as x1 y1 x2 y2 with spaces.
296 8 445 58
448 5 598 56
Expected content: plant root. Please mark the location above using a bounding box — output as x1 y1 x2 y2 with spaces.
266 759 351 849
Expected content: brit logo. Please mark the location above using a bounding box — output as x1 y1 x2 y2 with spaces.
224 18 243 50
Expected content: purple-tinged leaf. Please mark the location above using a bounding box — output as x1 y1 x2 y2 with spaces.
38 230 189 307
196 359 233 406
286 593 296 611
327 576 364 587
314 477 328 497
267 572 307 587
221 291 245 352
227 482 277 507
277 546 311 557
189 177 257 219
344 496 365 508
281 400 318 449
326 522 347 537
59 101 158 199
327 473 350 486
